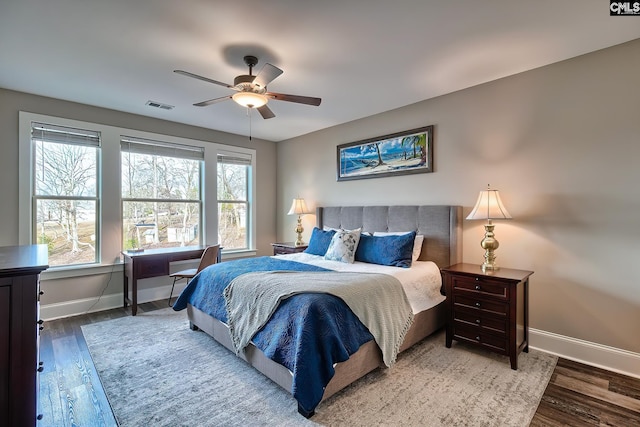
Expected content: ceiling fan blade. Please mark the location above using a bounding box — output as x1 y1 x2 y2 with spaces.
257 105 275 119
193 95 232 107
174 70 234 89
253 63 283 88
267 92 321 106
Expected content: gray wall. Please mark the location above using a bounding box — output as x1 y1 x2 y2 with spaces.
277 39 640 354
0 89 277 307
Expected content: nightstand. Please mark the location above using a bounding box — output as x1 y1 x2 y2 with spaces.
441 263 533 370
271 242 308 255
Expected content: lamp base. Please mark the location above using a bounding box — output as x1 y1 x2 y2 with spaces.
481 261 499 272
480 220 500 272
294 215 305 247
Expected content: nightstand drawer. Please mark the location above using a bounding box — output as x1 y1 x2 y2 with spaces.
453 309 507 334
452 276 508 300
453 322 508 353
271 243 307 256
453 294 508 315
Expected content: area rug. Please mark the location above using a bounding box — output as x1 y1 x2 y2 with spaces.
81 308 557 426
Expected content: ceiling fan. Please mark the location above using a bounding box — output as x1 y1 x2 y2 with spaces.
174 55 321 120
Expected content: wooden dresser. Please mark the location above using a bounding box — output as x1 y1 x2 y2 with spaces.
441 263 533 370
0 245 48 426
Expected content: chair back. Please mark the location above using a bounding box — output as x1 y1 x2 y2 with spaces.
196 245 219 274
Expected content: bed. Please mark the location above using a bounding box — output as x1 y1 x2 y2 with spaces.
174 205 461 417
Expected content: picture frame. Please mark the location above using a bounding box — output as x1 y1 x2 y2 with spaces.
336 125 434 181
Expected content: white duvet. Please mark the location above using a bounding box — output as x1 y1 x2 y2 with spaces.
274 252 445 314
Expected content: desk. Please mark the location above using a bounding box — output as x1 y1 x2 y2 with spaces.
122 246 209 316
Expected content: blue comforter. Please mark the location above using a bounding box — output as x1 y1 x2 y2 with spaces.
173 256 374 416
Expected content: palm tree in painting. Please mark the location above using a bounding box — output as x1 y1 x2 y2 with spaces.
415 133 427 165
401 135 421 159
366 142 385 167
400 136 412 160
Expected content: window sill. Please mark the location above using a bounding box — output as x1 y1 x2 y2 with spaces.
41 262 123 281
221 249 257 260
39 249 257 280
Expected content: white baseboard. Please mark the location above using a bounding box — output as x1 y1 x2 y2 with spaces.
41 282 189 321
530 328 640 379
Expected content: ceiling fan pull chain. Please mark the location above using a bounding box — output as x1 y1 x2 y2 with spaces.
248 107 252 141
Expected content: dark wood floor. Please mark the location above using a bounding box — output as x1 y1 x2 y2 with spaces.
39 300 640 427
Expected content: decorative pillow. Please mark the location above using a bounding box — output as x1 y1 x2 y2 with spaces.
304 227 336 256
324 228 362 263
373 231 424 261
356 231 416 268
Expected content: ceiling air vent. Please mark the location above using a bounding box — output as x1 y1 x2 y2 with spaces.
145 100 174 110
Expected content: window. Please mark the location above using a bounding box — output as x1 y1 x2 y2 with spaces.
121 137 203 251
217 152 252 250
20 112 257 274
31 122 101 267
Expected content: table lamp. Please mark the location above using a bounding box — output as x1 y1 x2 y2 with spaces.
466 185 512 271
287 198 311 246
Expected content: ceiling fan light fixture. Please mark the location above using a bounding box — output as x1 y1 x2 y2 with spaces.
232 92 268 108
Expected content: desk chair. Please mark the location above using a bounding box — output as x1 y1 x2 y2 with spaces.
168 245 220 305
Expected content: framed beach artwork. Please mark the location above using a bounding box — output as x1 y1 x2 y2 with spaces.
336 125 434 181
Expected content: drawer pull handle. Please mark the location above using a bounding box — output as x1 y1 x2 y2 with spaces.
475 302 481 307
475 277 479 281
476 336 480 341
475 285 481 290
476 319 480 324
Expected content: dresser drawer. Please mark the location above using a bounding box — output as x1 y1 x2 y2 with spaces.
452 275 508 300
453 294 508 315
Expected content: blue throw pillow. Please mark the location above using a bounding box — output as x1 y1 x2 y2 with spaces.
304 227 336 256
355 231 416 268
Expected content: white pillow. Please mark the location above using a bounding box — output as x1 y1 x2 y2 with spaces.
323 225 362 232
373 231 424 262
324 228 362 263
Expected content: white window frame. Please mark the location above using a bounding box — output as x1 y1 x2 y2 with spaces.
18 112 256 278
120 136 205 251
30 121 102 267
217 150 254 252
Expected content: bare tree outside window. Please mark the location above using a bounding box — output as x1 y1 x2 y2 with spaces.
32 126 99 266
121 138 203 251
25 115 256 271
217 156 250 250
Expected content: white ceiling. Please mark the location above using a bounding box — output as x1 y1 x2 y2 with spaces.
1 1 638 142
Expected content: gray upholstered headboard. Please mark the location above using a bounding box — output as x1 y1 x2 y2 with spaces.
316 205 462 268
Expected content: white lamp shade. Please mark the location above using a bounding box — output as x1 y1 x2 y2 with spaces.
232 92 268 108
466 189 512 220
288 198 310 215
